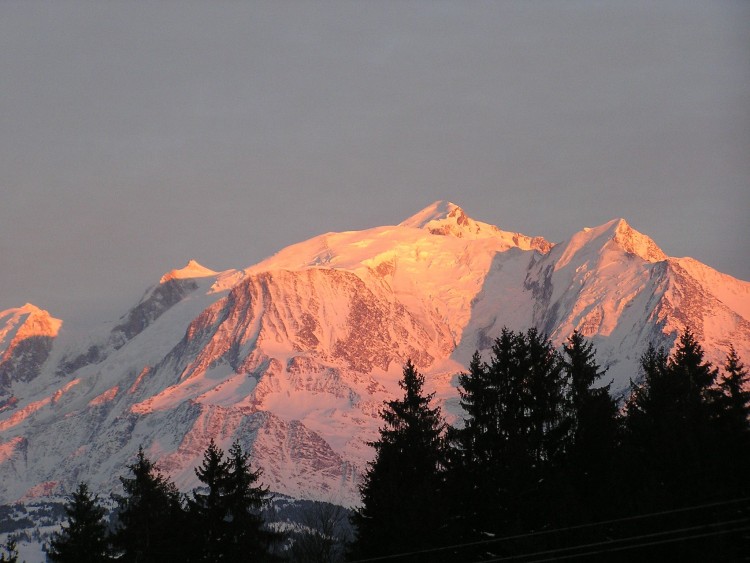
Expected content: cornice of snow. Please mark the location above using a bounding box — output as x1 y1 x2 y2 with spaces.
160 260 219 283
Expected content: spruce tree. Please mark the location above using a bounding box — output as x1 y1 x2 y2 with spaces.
716 345 750 433
449 328 568 543
223 441 279 561
47 482 111 563
188 439 279 562
561 331 618 520
622 333 746 559
189 439 230 562
350 360 447 560
113 447 187 563
714 346 750 498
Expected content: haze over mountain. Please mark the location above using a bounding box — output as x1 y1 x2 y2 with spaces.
0 202 748 506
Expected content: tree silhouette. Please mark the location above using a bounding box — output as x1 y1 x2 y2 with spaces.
47 482 111 563
112 447 187 562
350 360 447 560
188 439 279 561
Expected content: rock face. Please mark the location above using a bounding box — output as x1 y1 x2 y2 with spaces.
0 202 748 506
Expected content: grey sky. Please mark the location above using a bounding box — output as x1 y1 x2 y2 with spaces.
1 1 748 330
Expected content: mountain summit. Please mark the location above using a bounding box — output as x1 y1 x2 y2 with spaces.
401 201 553 252
0 203 747 507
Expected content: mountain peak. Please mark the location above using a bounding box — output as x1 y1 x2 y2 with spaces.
399 201 552 252
0 304 62 347
400 200 501 240
609 218 667 263
160 260 218 283
399 201 467 229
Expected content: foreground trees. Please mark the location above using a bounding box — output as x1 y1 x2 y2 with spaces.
354 328 749 561
48 442 277 562
44 327 748 561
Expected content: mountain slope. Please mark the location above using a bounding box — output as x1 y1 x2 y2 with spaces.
0 202 747 506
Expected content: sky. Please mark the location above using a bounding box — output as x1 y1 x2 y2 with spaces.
1 1 748 330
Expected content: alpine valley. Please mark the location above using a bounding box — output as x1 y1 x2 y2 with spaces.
1 201 748 509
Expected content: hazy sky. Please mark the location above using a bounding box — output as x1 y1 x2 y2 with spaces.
1 1 748 329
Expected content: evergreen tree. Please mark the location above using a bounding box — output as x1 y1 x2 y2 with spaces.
713 346 750 498
223 441 280 561
623 334 717 507
189 439 230 561
47 482 111 563
449 328 568 543
112 447 187 563
350 360 447 561
622 332 746 559
561 331 619 521
189 439 279 562
716 345 750 434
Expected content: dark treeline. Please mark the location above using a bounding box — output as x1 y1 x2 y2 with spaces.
350 328 750 562
46 440 282 563
39 328 749 562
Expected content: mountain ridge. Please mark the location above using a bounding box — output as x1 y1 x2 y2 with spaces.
0 201 747 506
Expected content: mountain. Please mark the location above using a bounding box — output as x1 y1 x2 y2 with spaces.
0 201 747 507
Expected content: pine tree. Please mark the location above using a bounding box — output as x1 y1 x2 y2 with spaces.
47 482 111 563
223 441 280 561
622 333 746 559
350 360 447 560
189 439 230 562
112 447 187 563
448 328 568 543
716 345 750 433
188 439 279 562
713 346 750 498
561 331 618 520
624 330 724 504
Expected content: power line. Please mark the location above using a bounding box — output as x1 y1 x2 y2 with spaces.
348 496 750 562
477 517 750 562
523 526 750 562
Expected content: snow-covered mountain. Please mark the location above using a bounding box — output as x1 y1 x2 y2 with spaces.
0 201 748 507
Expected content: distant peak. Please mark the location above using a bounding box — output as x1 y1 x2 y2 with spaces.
0 303 62 341
160 260 218 283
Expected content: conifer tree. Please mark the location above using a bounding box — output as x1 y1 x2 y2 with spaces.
113 447 187 563
449 328 568 540
561 331 618 519
713 346 750 497
189 439 230 562
716 345 750 433
625 330 726 505
622 333 746 559
350 360 447 560
223 441 279 561
189 439 279 562
48 482 111 563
